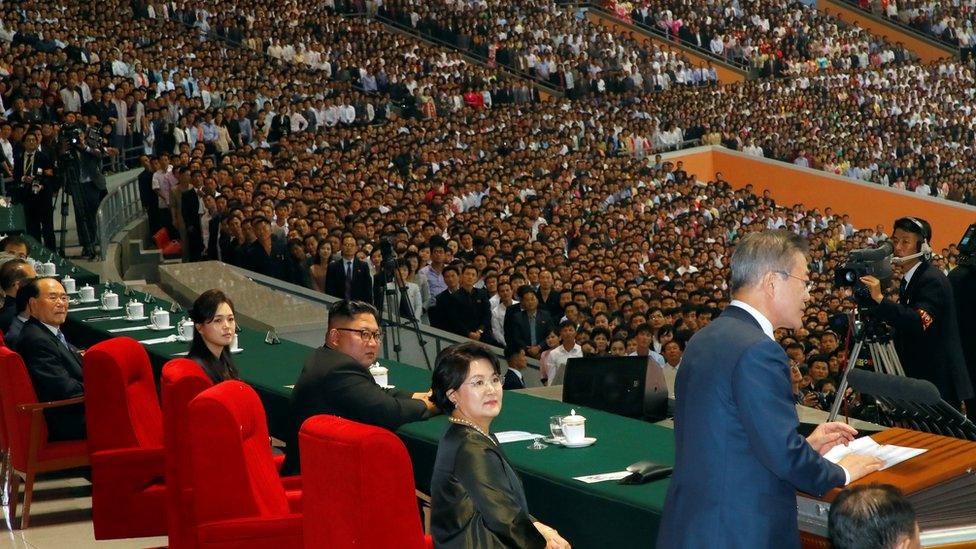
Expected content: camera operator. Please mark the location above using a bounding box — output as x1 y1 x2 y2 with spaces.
859 217 974 408
948 224 976 419
14 132 56 249
58 112 107 259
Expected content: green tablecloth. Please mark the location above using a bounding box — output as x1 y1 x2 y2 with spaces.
0 205 26 234
21 235 100 287
64 287 674 549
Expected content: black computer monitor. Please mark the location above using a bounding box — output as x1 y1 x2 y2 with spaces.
561 356 668 422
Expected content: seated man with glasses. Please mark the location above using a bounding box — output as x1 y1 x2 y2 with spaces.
285 299 439 473
16 277 86 441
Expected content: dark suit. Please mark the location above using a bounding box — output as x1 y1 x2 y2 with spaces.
503 368 525 390
14 148 56 249
0 295 16 333
537 288 562 319
15 318 86 441
658 306 845 548
324 257 373 304
872 261 974 404
949 262 976 418
504 307 554 352
285 345 427 473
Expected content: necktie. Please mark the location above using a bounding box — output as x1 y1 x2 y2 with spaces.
345 261 353 300
899 278 908 302
57 330 70 350
528 313 537 346
24 153 34 180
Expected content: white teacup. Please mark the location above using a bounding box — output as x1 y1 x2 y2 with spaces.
150 308 171 329
42 261 56 276
79 285 95 302
62 275 76 293
370 364 389 387
562 412 586 444
101 291 118 310
126 300 144 320
231 333 240 352
177 318 195 341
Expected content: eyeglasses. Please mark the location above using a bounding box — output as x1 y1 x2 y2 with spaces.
45 294 70 303
775 271 814 293
334 328 384 343
464 375 503 391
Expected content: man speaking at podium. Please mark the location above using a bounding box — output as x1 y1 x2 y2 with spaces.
658 231 883 549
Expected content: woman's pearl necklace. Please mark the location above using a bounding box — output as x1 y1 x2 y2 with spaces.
449 416 495 444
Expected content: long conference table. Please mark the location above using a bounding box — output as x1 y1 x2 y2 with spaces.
62 283 675 548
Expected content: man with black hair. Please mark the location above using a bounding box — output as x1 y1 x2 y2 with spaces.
503 344 527 390
504 286 554 359
860 217 973 406
287 300 437 473
243 216 289 279
6 282 33 347
0 235 31 259
828 484 920 549
0 258 36 332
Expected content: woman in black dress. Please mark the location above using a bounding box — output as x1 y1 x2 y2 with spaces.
429 342 570 549
186 289 239 384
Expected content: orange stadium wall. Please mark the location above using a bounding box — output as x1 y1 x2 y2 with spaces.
665 147 976 251
819 0 957 63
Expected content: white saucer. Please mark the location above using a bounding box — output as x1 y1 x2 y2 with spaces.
561 437 597 448
125 315 148 321
100 306 123 311
231 348 244 354
79 298 98 303
148 325 173 331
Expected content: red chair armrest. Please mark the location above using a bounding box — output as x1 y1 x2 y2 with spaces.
196 514 303 543
279 475 302 491
91 446 165 480
425 534 433 549
273 452 285 472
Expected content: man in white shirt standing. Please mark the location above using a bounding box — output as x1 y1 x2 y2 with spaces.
543 320 583 386
490 280 518 347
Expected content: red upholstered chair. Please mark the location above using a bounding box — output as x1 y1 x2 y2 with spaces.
82 336 167 539
161 358 214 549
0 346 88 529
188 381 302 549
299 415 432 549
152 227 182 257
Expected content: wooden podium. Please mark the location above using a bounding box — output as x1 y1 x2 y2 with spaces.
798 428 976 548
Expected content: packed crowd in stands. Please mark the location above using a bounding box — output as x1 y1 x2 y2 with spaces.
380 0 720 94
848 0 976 59
0 0 973 414
604 0 916 76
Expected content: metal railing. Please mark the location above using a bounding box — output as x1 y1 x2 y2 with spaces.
832 0 960 51
95 172 145 260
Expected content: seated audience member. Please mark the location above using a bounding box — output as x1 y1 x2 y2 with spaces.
629 323 666 367
186 289 240 384
504 286 555 359
286 300 438 472
0 235 31 259
431 264 462 330
829 484 920 549
16 278 85 441
446 264 494 344
0 258 36 332
430 342 569 549
503 344 527 390
661 340 683 373
544 320 583 386
324 234 373 303
5 285 32 348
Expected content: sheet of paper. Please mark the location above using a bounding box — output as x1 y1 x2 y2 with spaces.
69 306 101 312
574 471 632 484
823 436 927 470
494 431 545 444
139 335 176 345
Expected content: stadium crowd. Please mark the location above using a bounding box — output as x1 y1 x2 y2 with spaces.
1 0 973 414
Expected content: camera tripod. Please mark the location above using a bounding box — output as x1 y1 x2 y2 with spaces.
376 250 432 370
828 311 905 421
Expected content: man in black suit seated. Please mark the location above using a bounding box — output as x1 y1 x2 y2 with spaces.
5 284 32 348
16 278 85 441
0 258 35 332
503 344 527 390
436 264 496 344
504 285 555 359
242 216 289 279
285 300 438 473
0 235 31 259
324 234 373 304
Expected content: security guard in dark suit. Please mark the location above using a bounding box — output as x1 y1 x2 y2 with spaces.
949 230 976 419
860 217 974 406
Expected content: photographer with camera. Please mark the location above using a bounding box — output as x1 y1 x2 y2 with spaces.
57 112 107 259
14 132 56 249
859 217 973 408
